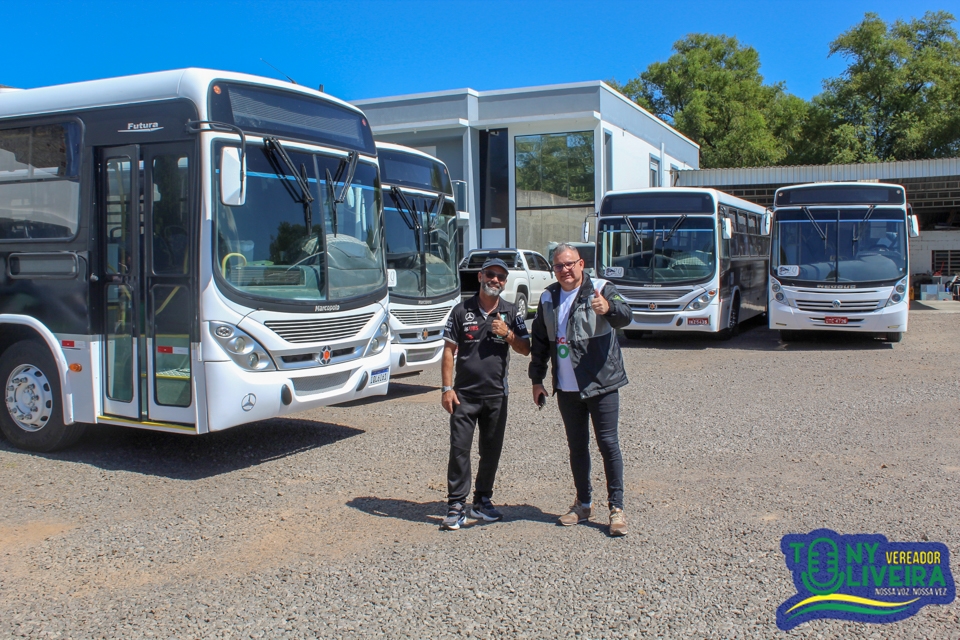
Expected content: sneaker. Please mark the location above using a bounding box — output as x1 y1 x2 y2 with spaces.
609 507 627 536
468 497 503 522
558 500 592 526
440 503 466 530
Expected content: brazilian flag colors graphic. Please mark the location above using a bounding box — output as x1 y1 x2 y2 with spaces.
777 529 954 630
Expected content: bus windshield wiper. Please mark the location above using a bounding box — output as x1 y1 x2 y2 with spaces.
801 206 827 241
853 205 876 242
622 215 644 246
663 215 687 243
325 151 359 237
390 186 422 252
264 137 314 233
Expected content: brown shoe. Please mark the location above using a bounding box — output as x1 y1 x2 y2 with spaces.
558 500 592 526
609 507 627 536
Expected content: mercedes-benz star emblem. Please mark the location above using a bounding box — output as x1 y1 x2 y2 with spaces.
241 394 256 411
318 346 332 365
832 300 842 309
648 302 657 310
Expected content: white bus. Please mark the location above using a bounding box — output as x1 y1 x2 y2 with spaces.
595 188 769 339
377 143 459 378
0 69 391 451
769 182 919 343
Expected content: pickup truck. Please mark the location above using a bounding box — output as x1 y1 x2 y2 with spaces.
459 249 554 318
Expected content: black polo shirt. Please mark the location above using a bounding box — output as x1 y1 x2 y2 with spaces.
443 294 530 398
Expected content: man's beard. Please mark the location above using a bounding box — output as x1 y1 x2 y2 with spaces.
481 281 503 297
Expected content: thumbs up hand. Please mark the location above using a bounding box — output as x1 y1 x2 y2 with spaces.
590 289 610 315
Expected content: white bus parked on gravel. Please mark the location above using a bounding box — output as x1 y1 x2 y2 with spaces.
594 188 769 340
377 143 459 378
769 182 919 343
0 69 392 451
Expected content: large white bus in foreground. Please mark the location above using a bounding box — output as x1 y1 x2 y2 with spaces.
0 69 391 451
377 143 459 378
595 188 769 339
769 182 919 343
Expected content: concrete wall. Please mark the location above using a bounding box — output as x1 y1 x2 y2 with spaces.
911 230 960 274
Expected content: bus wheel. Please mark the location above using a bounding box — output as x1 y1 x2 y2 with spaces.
718 297 740 340
885 332 903 343
0 341 85 452
514 292 528 320
623 330 647 340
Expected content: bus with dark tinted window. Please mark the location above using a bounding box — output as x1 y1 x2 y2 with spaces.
769 182 919 343
378 142 459 378
0 69 391 451
595 188 769 339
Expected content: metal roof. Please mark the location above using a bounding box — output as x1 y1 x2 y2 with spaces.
676 157 960 187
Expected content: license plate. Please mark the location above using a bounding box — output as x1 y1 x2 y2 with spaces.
687 318 709 326
370 367 389 385
824 316 848 325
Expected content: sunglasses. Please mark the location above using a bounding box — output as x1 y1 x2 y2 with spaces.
552 260 581 272
482 270 508 281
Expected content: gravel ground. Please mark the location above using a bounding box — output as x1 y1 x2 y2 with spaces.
1 308 958 639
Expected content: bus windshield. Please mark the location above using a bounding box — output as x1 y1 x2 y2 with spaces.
384 191 459 298
772 207 907 283
599 215 717 284
214 141 384 304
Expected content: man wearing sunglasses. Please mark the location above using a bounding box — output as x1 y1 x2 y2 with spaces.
529 244 632 536
439 257 530 530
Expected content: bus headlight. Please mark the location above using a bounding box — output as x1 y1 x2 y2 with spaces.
210 322 276 371
771 279 782 293
366 320 390 356
775 292 785 302
885 278 908 307
684 289 717 311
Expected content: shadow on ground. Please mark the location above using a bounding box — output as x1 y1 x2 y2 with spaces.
347 496 559 527
333 382 437 407
621 316 895 352
0 418 363 480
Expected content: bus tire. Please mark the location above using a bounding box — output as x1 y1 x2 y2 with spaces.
514 292 528 320
718 296 740 340
0 341 86 452
885 332 903 343
623 330 647 340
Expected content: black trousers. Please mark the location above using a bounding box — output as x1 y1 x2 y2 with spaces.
556 389 624 510
447 394 508 506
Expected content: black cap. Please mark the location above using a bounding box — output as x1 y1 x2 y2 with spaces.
481 257 510 273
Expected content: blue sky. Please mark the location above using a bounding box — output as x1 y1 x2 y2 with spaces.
5 1 960 102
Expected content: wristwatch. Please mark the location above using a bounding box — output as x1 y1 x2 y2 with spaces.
441 386 454 393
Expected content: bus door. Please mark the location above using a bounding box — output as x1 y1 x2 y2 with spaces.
99 143 196 424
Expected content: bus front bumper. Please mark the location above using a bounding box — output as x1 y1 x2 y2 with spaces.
204 350 391 431
768 303 908 332
625 302 721 333
390 340 444 376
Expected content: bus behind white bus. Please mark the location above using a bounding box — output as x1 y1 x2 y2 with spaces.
0 69 391 451
769 182 919 343
378 143 460 378
595 188 769 339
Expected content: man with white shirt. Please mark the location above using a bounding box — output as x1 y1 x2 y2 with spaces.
528 244 632 536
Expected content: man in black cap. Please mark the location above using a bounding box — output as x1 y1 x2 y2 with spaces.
439 256 530 530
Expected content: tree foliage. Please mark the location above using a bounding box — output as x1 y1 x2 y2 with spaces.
609 34 807 169
611 12 960 168
796 11 960 164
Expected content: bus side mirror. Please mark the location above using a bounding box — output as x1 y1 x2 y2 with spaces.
722 218 733 240
908 215 920 238
220 147 246 206
583 212 597 242
761 212 771 236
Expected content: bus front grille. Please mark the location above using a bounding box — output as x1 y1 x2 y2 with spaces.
795 300 881 313
291 369 356 395
405 347 440 363
617 286 693 301
266 313 375 343
391 307 452 326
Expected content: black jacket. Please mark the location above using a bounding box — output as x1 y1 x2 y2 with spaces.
528 275 631 399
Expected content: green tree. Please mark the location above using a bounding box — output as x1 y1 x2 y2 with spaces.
609 34 807 168
799 11 960 163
